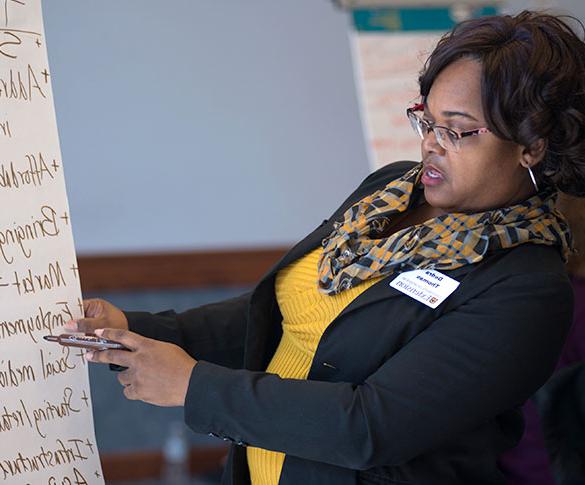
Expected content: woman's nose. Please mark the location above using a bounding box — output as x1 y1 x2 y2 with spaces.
421 128 446 156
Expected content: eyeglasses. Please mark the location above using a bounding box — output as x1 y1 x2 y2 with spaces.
406 103 490 152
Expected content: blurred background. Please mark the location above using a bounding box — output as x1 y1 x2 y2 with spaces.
42 0 585 483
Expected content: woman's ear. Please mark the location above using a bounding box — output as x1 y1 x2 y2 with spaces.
520 139 547 168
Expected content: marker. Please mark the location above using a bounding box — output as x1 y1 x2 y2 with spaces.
43 333 129 351
44 334 129 371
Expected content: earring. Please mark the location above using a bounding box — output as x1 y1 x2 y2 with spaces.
527 166 539 192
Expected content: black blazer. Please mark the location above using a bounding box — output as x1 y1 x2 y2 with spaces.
127 161 574 485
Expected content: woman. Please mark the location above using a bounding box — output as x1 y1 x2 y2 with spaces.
68 11 585 485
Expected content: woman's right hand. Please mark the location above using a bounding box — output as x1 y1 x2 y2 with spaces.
64 298 129 334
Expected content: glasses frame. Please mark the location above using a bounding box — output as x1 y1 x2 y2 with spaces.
406 103 490 152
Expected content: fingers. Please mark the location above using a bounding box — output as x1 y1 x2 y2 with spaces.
84 299 105 318
63 319 78 332
117 369 132 387
65 317 100 333
86 329 148 367
95 328 144 351
64 299 106 332
117 365 139 401
86 348 132 367
123 385 138 400
99 336 195 406
117 367 138 400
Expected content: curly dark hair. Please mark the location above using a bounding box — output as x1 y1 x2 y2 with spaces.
419 11 585 196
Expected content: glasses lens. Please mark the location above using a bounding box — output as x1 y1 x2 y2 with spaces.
408 111 424 139
435 127 460 152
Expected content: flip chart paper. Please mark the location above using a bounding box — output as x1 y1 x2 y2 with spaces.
0 1 105 483
350 31 441 170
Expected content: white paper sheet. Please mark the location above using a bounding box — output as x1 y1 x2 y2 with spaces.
0 1 104 483
350 31 442 171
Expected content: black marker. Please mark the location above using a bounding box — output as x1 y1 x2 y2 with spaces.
44 333 129 371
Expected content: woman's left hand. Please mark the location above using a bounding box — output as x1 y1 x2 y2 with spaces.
87 328 197 407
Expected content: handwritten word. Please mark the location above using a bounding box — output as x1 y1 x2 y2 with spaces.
0 119 10 137
0 358 35 389
0 205 59 264
33 387 81 439
0 437 89 480
0 31 20 60
0 153 55 189
0 301 73 343
0 1 26 30
11 260 67 296
0 399 31 435
0 389 84 439
40 346 76 381
48 467 89 485
0 64 46 102
0 387 82 439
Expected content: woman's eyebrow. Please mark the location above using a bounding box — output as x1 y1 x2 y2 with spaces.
423 106 479 122
441 110 479 121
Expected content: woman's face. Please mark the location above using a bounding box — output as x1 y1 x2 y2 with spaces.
420 57 535 214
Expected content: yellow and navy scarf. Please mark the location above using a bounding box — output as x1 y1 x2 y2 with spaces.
318 163 572 295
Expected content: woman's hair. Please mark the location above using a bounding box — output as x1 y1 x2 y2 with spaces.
419 11 585 196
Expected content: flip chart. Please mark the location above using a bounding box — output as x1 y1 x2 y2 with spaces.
0 1 104 483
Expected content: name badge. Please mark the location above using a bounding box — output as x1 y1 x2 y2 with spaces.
390 269 460 309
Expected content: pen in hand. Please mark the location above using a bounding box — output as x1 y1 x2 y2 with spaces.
43 333 129 371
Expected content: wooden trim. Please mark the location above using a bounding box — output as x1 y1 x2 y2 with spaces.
100 445 229 481
77 247 289 292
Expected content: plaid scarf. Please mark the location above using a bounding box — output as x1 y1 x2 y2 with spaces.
317 162 572 295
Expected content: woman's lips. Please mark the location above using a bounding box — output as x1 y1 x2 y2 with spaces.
421 164 445 187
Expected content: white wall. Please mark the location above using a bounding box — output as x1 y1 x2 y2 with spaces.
43 1 371 254
43 1 585 255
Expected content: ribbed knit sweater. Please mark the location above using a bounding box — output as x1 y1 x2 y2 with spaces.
246 248 382 484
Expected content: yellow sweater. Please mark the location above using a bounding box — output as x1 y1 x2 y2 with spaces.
246 248 382 484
